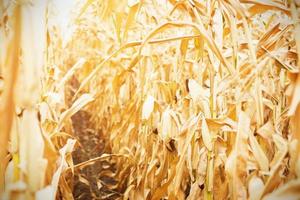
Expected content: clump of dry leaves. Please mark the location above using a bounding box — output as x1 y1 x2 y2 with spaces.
1 0 300 199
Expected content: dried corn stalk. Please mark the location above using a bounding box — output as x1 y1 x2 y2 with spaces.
70 0 300 199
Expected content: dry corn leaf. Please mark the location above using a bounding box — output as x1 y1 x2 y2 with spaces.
57 58 86 91
36 139 76 200
57 93 94 130
201 117 213 151
263 179 300 200
248 176 264 200
225 111 250 199
141 95 155 120
256 120 274 139
123 1 139 42
249 131 269 172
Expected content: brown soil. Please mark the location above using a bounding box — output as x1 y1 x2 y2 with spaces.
67 78 121 200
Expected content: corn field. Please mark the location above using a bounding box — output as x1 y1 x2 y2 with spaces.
1 0 300 199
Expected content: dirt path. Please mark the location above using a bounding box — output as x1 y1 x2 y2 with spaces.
66 78 121 200
71 111 121 200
